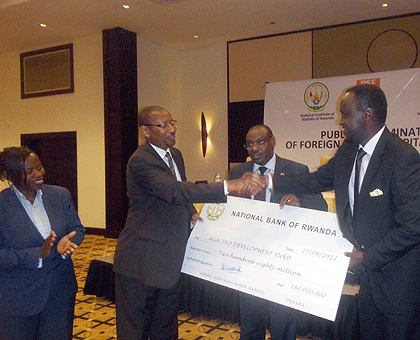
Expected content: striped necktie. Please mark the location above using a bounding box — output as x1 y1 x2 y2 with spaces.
165 152 176 178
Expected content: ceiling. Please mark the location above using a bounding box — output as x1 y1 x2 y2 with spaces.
1 0 420 54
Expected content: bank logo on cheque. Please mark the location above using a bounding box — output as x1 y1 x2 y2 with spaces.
304 82 329 112
206 203 225 221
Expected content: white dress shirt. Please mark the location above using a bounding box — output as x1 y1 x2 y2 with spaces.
12 185 51 238
12 185 52 267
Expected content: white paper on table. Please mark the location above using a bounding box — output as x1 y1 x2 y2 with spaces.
181 196 353 321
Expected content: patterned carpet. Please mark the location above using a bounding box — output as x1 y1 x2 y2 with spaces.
73 234 322 340
73 235 118 339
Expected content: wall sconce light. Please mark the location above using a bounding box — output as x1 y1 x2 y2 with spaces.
201 112 208 157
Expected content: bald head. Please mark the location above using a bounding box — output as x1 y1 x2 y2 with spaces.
138 106 168 127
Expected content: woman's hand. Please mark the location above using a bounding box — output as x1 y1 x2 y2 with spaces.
57 231 78 256
40 231 56 258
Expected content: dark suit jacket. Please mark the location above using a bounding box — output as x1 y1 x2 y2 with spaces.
273 128 420 314
0 185 85 316
228 155 327 211
113 142 227 289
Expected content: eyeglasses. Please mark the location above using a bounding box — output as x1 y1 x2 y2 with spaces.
244 136 272 149
143 120 177 129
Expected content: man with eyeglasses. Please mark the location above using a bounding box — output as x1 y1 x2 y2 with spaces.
113 106 266 340
228 124 327 340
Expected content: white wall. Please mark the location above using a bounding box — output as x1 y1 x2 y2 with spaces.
137 38 229 183
0 33 229 231
0 35 105 229
178 44 228 182
137 38 182 114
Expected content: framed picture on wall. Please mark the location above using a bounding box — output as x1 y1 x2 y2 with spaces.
20 43 74 99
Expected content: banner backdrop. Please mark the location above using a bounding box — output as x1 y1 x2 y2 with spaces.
264 68 420 171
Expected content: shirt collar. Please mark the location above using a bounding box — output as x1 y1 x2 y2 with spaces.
359 125 385 156
149 143 171 160
12 185 43 202
253 154 276 173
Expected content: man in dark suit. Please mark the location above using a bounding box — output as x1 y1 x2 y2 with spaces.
113 106 266 340
274 84 420 339
228 124 327 340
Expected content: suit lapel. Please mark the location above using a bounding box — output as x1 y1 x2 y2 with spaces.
350 129 388 246
274 155 286 176
144 142 175 178
170 148 186 181
358 128 389 204
2 187 44 243
244 161 254 173
337 142 359 208
41 187 60 234
334 142 360 247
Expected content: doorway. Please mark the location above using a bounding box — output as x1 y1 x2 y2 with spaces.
21 131 78 209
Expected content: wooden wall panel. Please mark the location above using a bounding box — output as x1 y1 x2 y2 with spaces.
228 32 312 102
313 15 420 78
103 27 138 238
228 100 264 165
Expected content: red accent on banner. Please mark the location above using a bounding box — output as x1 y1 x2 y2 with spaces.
357 78 381 87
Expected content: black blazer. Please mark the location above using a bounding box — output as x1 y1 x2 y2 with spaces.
228 154 327 211
113 142 227 289
0 185 85 316
273 128 420 314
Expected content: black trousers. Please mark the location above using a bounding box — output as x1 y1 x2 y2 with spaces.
115 272 182 340
358 273 420 340
239 292 297 340
0 271 77 340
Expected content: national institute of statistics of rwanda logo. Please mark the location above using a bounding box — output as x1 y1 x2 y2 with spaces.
304 82 329 112
206 203 225 221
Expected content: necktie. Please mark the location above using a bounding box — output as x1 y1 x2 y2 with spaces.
254 166 268 201
165 152 176 178
354 148 366 205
